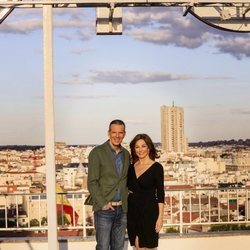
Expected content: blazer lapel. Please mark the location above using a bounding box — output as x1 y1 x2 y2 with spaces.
121 149 129 177
104 141 119 176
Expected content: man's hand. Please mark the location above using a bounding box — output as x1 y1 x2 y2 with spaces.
102 203 115 210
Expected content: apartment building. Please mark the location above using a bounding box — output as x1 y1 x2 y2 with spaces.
160 104 188 153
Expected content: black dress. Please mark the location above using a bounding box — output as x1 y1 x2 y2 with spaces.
127 162 165 248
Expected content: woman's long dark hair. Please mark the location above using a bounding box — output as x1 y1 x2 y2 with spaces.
129 133 159 164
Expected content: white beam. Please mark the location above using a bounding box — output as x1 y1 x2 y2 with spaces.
0 0 250 8
43 5 58 250
0 7 14 23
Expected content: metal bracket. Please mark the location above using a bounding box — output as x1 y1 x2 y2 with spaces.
109 3 115 33
0 7 14 24
96 5 122 35
183 0 198 16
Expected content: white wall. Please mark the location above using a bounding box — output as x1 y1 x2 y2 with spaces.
0 234 250 250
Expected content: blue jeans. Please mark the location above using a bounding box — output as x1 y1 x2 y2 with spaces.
94 206 127 250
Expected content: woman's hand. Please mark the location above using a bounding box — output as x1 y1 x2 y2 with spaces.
155 202 164 232
155 216 163 233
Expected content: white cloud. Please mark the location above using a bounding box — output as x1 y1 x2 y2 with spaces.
124 8 250 58
58 70 193 85
70 48 94 55
88 70 192 83
214 37 250 60
58 95 115 99
231 108 250 115
0 19 42 34
1 7 250 59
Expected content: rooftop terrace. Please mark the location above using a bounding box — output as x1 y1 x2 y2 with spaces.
0 187 250 249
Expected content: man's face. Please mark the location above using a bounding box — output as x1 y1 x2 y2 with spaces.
108 124 126 148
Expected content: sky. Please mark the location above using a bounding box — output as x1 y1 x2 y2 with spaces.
0 6 250 145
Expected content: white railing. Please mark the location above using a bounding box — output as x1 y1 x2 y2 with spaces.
164 187 250 233
0 187 249 237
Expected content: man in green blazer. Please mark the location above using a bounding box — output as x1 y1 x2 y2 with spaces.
88 119 130 250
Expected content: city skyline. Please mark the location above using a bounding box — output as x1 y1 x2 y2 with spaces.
1 7 250 145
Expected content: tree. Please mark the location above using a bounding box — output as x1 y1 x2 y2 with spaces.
30 218 39 227
41 217 47 226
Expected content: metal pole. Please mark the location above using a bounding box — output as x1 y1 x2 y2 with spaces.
43 5 58 250
179 191 183 234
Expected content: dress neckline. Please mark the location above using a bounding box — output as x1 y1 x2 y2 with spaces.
134 162 156 179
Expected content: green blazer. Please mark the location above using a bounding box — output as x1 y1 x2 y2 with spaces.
87 140 130 212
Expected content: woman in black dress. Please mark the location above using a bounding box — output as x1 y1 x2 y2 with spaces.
127 134 165 249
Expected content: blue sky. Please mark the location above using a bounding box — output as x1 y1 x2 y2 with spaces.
0 7 250 145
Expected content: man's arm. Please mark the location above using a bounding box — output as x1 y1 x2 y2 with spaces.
87 149 107 209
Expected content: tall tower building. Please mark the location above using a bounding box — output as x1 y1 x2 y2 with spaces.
161 104 187 153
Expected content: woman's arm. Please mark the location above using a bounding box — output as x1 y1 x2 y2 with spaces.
155 202 164 233
155 162 165 233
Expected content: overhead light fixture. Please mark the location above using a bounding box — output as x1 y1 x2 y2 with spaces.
96 6 122 35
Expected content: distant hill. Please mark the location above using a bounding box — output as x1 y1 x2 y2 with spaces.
0 139 250 150
0 145 44 151
0 144 95 151
189 139 250 147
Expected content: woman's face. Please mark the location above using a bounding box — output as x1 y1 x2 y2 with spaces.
135 139 149 159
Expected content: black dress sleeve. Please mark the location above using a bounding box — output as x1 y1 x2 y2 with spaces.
155 162 165 203
127 164 134 190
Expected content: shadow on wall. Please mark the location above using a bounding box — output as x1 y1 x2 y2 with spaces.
59 239 68 250
25 240 34 250
58 238 131 250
